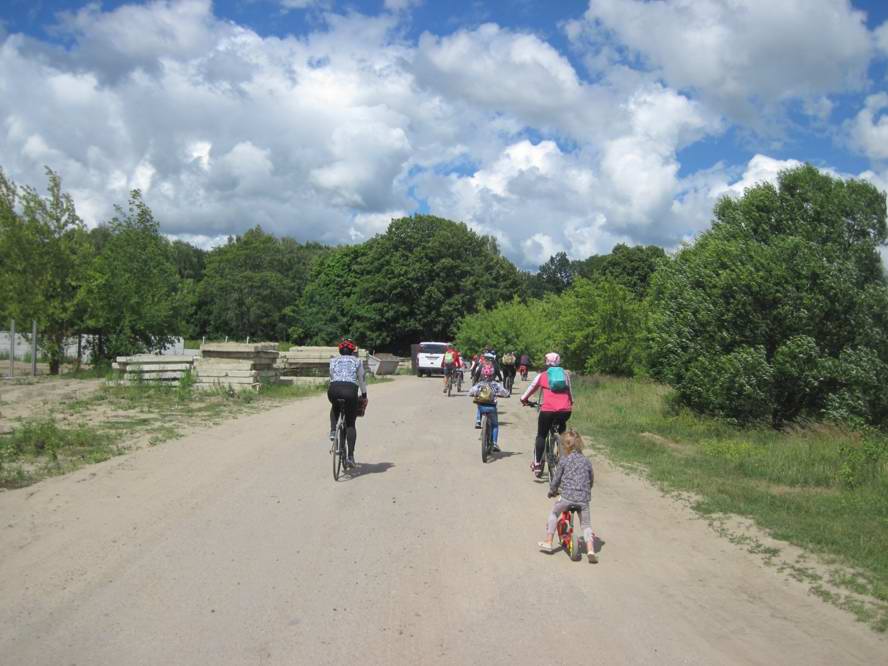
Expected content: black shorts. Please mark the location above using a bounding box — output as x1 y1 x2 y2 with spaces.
328 381 359 428
537 411 571 439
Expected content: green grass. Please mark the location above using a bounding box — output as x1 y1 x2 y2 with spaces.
0 418 121 488
571 375 888 632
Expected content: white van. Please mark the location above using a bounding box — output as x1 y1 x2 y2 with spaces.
415 341 450 376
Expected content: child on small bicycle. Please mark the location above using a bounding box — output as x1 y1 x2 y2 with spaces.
539 430 597 563
468 365 509 452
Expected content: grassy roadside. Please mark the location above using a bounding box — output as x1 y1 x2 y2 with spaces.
570 375 888 632
0 376 326 490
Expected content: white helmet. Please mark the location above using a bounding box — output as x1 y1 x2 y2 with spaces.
544 352 561 366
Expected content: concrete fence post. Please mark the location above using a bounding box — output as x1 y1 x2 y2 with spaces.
31 320 37 376
9 319 15 378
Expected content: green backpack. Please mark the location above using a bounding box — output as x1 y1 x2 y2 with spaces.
547 367 568 392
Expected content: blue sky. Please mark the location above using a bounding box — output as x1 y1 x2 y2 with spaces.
1 0 887 267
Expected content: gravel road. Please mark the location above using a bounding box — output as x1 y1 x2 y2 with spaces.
1 375 885 665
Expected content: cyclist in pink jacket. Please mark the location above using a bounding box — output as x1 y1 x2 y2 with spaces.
520 352 573 479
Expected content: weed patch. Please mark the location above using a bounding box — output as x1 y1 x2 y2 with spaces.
0 418 120 488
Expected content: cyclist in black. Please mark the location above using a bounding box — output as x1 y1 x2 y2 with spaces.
328 338 367 467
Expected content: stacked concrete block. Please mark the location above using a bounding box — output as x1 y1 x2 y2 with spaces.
112 355 194 385
194 343 280 391
277 346 369 380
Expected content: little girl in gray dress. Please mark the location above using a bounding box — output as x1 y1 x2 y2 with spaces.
539 430 598 563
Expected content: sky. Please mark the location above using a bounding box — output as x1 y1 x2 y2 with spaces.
1 0 887 268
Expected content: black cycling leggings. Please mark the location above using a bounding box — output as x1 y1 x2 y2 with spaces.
328 381 359 456
534 411 571 465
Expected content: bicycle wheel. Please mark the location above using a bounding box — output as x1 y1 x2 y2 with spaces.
481 414 491 463
545 432 559 479
457 373 463 392
447 374 453 397
565 512 581 561
332 420 344 481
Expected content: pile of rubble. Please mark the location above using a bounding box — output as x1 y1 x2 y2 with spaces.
112 355 194 385
193 343 279 391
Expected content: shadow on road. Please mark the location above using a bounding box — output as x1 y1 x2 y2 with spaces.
346 462 395 479
487 451 521 463
592 535 606 555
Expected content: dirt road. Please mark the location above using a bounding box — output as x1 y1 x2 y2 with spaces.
1 376 885 665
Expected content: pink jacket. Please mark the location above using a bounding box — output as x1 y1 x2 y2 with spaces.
520 369 573 412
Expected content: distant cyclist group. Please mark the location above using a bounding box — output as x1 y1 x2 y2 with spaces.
326 339 597 563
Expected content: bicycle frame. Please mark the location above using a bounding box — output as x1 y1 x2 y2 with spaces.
555 504 583 561
331 399 348 480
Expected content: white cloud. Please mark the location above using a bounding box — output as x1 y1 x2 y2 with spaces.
413 23 623 143
876 21 888 55
848 94 888 161
1 0 868 272
279 0 332 10
384 0 423 11
56 0 223 80
709 154 802 199
579 0 872 122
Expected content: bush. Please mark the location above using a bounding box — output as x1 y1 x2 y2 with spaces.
648 165 888 426
678 346 773 423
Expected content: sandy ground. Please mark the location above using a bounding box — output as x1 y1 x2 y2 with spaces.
0 377 103 432
0 375 885 665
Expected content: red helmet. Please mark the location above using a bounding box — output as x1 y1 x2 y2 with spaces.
338 338 357 354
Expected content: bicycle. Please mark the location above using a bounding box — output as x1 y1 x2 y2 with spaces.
503 369 514 395
456 368 464 392
523 401 559 480
480 409 494 463
551 500 585 562
330 399 348 480
445 370 455 397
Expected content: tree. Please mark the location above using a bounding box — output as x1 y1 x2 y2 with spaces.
559 277 647 376
198 227 328 341
527 251 574 296
298 215 524 352
0 168 91 374
454 294 562 363
79 191 184 360
599 244 667 297
648 165 888 426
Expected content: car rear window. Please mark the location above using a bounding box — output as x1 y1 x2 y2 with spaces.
420 343 448 354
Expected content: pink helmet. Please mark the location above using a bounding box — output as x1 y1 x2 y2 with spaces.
544 352 561 366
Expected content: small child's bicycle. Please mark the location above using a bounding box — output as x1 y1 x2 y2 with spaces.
551 500 595 562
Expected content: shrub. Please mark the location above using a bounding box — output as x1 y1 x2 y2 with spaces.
648 165 888 426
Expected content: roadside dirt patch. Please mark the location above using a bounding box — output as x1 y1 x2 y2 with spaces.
639 431 694 455
0 378 103 430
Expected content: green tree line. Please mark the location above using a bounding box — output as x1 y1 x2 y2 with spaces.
4 164 888 432
457 165 888 429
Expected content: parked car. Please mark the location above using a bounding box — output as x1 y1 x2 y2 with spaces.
415 341 449 376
